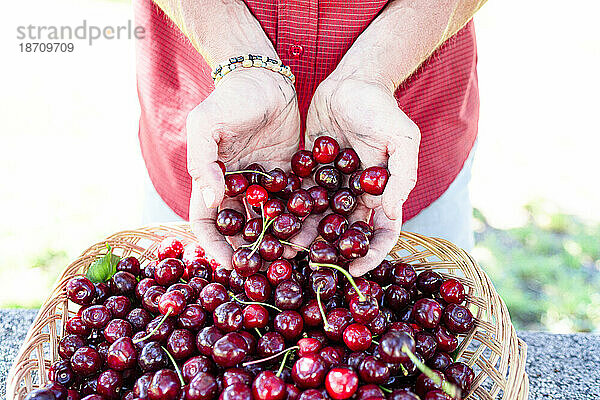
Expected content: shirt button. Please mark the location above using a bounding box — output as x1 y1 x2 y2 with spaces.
289 44 304 58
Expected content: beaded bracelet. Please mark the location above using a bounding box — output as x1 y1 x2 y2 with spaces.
211 54 295 86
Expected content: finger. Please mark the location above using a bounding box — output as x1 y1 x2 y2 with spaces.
186 104 226 209
287 213 321 253
189 180 234 268
382 117 420 221
348 207 402 277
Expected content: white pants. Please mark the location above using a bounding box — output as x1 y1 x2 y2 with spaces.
142 146 476 251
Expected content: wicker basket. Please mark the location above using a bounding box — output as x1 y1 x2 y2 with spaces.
7 224 529 400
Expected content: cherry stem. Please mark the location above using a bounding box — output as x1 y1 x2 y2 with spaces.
225 169 272 179
242 346 299 367
161 345 185 386
254 328 263 338
316 284 331 330
400 363 409 376
248 218 274 257
309 262 366 301
276 347 296 378
229 291 283 313
133 309 171 344
402 345 460 398
378 386 392 394
280 240 309 252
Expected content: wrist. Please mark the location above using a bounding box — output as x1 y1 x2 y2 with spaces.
328 55 398 94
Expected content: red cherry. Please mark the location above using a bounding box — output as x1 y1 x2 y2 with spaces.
264 198 286 219
225 173 249 197
246 184 269 207
291 150 317 177
157 237 184 260
439 279 466 304
342 323 372 351
312 136 340 164
334 148 360 174
359 167 389 195
325 367 359 400
297 337 322 356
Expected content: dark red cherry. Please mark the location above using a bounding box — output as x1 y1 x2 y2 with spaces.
243 163 265 185
267 260 293 286
142 286 166 314
274 279 303 310
308 186 329 214
325 367 359 400
358 356 390 384
428 351 453 371
42 382 67 400
392 263 417 288
312 136 340 164
252 371 286 400
384 285 410 310
348 221 373 241
145 315 176 342
246 184 269 207
378 331 415 364
349 295 379 324
23 389 56 400
261 168 287 192
279 173 301 199
231 248 262 277
216 209 246 236
106 337 137 371
416 270 444 294
103 319 133 343
415 331 438 360
423 390 453 400
314 166 342 191
133 372 153 398
298 389 327 400
66 276 96 305
81 305 111 329
148 369 180 400
264 198 286 220
308 269 337 299
317 214 348 243
257 332 285 357
342 323 372 352
59 334 86 359
196 326 224 356
300 300 323 327
272 213 302 240
244 273 272 302
413 298 443 329
291 150 317 177
199 283 229 312
49 360 75 388
136 278 157 300
323 308 353 341
334 148 360 174
288 189 315 217
104 295 132 319
157 237 184 260
355 385 385 400
291 354 327 389
167 329 196 360
338 229 369 259
168 283 197 302
212 267 231 286
444 362 474 393
228 270 246 293
225 173 249 197
439 279 466 304
158 290 187 316
330 190 357 216
242 304 269 329
186 372 218 400
242 218 263 243
360 167 389 195
223 368 253 387
221 383 252 400
213 302 243 332
182 356 215 383
274 310 304 341
138 341 168 372
155 258 185 286
297 337 322 356
212 332 248 367
435 325 458 352
442 304 474 334
415 370 445 398
97 369 123 399
309 241 338 264
348 171 364 196
259 234 284 261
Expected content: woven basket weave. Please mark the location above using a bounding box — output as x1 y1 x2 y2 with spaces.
7 224 529 400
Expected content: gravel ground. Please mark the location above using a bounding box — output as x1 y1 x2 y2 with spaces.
1 310 598 399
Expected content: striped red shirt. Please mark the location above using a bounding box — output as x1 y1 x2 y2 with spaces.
134 0 479 222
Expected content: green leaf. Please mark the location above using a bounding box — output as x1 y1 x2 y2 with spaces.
86 244 120 283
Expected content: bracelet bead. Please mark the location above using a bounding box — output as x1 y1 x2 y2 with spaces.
212 54 295 86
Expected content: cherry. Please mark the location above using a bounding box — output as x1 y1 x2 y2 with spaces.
388 390 420 400
66 276 96 305
212 332 248 367
291 150 317 177
216 209 246 236
428 352 453 371
307 186 329 214
259 234 284 261
242 304 269 329
280 173 301 199
242 218 263 243
257 332 286 357
291 354 327 389
229 270 246 293
267 260 293 286
154 258 185 286
349 295 379 324
142 262 157 279
338 229 369 259
288 189 315 217
106 337 137 371
145 315 176 342
103 319 133 343
300 300 323 327
168 282 197 302
221 383 252 400
138 341 168 372
392 262 418 288
286 385 301 400
444 362 474 393
272 213 302 240
415 331 438 360
415 370 445 398
349 221 374 241
246 184 269 207
260 168 287 192
297 338 322 356
70 346 101 376
252 371 286 400
439 279 466 305
158 291 187 316
330 189 357 216
378 331 415 363
243 163 266 185
317 214 348 242
223 369 253 387
183 356 215 383
264 198 286 219
97 369 123 399
274 279 303 310
242 275 270 303
312 136 340 164
274 310 304 340
45 381 68 400
24 389 56 400
298 389 327 400
57 334 86 360
413 298 443 329
334 148 360 173
142 286 166 314
309 241 338 265
148 369 180 400
186 372 218 400
416 270 444 294
435 326 458 352
157 237 184 260
442 304 474 334
356 385 385 400
343 323 372 351
359 167 389 195
348 171 364 196
212 267 231 286
49 360 75 388
167 329 196 360
105 295 133 320
384 285 410 310
136 278 157 300
196 326 224 356
423 390 453 400
81 305 111 329
323 308 353 341
213 302 243 332
133 373 153 398
225 173 249 197
314 166 342 191
232 248 263 277
358 356 390 384
325 367 359 400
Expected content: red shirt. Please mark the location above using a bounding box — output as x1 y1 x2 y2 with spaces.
134 0 479 222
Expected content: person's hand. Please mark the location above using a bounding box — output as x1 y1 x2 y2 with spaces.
304 76 421 276
187 68 300 267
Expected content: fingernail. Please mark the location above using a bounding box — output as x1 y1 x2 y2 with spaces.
202 188 215 207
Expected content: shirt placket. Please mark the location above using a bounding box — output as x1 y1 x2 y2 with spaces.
276 0 319 143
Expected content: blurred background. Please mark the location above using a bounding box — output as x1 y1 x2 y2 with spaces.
1 0 598 332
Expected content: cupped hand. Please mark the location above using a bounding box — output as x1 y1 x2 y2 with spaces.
187 68 300 267
304 76 421 276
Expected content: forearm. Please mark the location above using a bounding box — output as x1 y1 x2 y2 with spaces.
333 0 486 91
152 0 277 67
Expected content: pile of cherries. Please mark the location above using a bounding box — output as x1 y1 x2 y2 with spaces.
25 137 476 400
